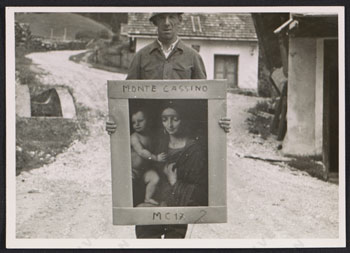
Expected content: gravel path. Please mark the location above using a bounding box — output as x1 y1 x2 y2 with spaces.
16 50 339 240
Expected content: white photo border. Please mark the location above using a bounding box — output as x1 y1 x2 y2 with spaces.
5 5 346 248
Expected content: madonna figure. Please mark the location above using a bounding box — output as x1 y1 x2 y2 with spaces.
135 100 208 238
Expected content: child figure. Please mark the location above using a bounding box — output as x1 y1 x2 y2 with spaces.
130 110 166 205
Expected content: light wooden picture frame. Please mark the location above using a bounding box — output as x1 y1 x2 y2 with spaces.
107 80 227 225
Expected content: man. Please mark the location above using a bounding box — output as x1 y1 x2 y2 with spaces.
126 13 207 80
106 13 230 238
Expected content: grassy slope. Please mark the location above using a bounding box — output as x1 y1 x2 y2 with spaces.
15 13 113 40
15 46 90 174
15 45 90 175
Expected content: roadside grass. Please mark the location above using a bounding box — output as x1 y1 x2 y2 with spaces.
16 46 51 97
16 117 88 175
285 155 335 183
228 88 258 97
69 50 128 74
246 100 274 139
16 46 40 86
15 46 90 175
246 99 334 183
252 100 273 114
246 100 334 182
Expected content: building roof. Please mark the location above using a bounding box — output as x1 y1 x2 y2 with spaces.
274 13 338 38
121 13 257 41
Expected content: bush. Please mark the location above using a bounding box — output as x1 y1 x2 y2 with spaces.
258 78 273 98
246 100 274 139
16 118 78 173
15 46 39 85
98 29 110 39
16 114 89 175
286 155 328 182
255 100 273 114
75 30 98 41
75 29 111 41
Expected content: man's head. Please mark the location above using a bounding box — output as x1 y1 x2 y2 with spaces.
150 13 183 44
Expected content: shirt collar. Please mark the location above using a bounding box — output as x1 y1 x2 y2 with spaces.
149 38 184 54
157 37 179 52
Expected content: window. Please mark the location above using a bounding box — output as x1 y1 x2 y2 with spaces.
214 55 239 89
191 16 202 33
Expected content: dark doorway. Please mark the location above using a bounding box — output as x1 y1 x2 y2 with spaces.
323 39 338 174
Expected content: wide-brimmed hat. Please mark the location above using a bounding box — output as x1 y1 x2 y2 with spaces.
149 13 183 23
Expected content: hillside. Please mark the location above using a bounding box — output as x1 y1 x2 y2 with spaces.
15 13 113 40
78 13 127 33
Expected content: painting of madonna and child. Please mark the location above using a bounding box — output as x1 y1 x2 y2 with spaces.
129 99 208 208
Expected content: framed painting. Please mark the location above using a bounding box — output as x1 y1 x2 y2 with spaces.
107 80 227 225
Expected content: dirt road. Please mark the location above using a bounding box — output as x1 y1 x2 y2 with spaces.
16 50 339 240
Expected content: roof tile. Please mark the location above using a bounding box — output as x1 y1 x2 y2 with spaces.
121 13 257 40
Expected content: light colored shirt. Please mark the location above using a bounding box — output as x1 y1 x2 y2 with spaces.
157 37 179 59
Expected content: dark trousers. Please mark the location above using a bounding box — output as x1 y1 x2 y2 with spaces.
135 224 188 238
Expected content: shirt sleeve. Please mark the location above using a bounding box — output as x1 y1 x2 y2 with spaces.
126 52 141 80
192 53 207 80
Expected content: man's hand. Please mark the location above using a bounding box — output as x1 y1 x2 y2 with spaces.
219 117 231 133
106 120 117 135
